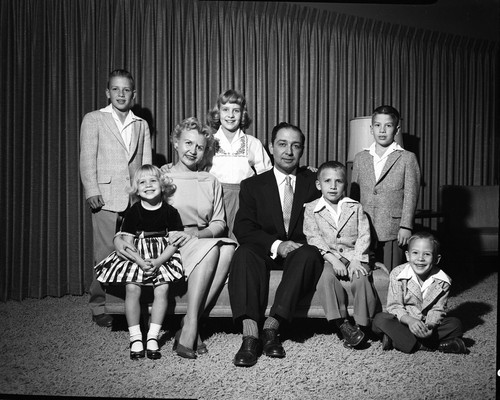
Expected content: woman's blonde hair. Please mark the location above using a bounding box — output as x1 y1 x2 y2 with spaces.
171 117 217 171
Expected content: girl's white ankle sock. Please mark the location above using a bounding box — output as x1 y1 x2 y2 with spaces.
147 323 162 350
128 324 143 352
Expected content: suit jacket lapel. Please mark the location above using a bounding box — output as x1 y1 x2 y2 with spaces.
337 203 355 232
263 171 287 237
318 207 337 230
377 151 402 183
128 121 140 161
422 281 446 311
287 172 308 237
406 279 424 303
103 113 128 152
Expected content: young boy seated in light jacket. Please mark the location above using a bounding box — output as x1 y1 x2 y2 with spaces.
304 161 381 349
371 231 467 354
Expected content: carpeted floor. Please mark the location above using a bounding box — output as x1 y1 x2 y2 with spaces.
0 272 497 400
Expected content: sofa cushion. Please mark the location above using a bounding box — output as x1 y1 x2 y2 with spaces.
104 268 389 318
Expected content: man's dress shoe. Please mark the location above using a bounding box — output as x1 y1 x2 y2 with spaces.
233 336 261 367
262 328 286 358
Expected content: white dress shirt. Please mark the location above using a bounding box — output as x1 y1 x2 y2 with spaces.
100 104 141 153
313 196 350 227
270 167 296 257
367 141 404 181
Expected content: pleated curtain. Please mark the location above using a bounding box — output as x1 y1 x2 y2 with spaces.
1 0 498 301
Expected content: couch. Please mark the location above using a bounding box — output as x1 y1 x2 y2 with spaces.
104 268 389 318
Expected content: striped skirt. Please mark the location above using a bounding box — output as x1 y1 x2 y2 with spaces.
94 236 183 285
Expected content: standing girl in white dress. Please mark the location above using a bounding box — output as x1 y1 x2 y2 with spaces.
207 89 272 240
95 164 184 360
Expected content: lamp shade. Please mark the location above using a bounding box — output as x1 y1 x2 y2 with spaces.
347 116 404 162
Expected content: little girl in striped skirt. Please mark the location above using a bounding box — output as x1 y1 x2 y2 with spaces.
95 164 184 360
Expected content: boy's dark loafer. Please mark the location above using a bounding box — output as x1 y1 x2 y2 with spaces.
262 328 286 358
339 321 365 348
381 334 393 351
437 338 467 354
234 336 261 367
92 314 113 327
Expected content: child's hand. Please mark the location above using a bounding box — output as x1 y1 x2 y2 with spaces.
407 318 432 338
86 195 105 211
397 228 412 247
144 259 159 276
330 258 348 277
373 261 390 275
140 260 158 279
347 260 368 279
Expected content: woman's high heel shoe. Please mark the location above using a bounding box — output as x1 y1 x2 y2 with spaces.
146 338 161 360
173 329 197 359
130 339 145 360
180 318 208 355
196 339 208 355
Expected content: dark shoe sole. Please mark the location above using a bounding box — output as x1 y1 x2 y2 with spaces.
130 352 145 360
234 356 258 367
146 338 161 359
344 336 365 348
146 350 161 360
263 349 286 358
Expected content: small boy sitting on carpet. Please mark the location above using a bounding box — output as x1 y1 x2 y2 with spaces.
372 231 467 354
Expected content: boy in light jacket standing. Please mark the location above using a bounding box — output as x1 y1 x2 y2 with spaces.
351 105 421 271
80 69 152 327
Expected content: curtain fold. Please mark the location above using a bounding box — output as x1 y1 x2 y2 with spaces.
1 0 498 301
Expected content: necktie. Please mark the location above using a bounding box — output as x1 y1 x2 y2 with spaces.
283 175 293 234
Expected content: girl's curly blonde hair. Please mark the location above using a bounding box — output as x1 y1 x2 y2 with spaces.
129 164 176 203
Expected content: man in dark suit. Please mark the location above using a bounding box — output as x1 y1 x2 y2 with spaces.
228 122 324 367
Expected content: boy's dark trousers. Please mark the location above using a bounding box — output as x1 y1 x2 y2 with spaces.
372 312 463 353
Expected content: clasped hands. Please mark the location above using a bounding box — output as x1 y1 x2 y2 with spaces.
277 241 302 258
113 231 194 278
405 316 434 338
140 258 158 278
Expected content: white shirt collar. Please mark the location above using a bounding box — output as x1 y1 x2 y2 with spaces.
313 196 355 213
367 141 403 159
215 127 244 144
273 167 295 185
99 104 142 121
397 263 451 286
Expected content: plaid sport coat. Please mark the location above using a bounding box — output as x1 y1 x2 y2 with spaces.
79 109 152 212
